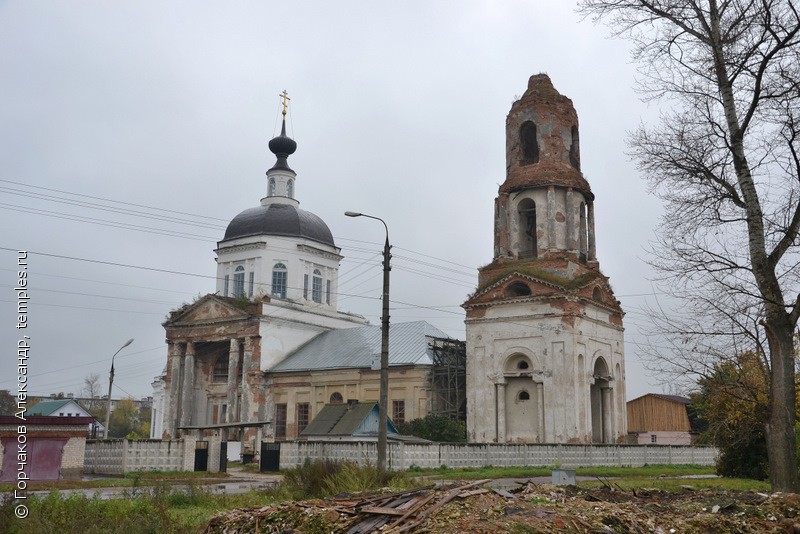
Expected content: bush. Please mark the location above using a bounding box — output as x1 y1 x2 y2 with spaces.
396 415 466 442
281 459 409 499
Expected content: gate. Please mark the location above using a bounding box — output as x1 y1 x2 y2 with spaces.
219 442 228 473
260 442 280 472
194 441 208 471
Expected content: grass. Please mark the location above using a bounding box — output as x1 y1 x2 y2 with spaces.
0 463 773 533
409 464 771 492
0 469 229 493
1 483 281 534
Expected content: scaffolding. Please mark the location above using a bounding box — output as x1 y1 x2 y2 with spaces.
430 338 466 421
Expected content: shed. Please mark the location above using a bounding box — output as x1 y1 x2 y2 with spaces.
626 393 696 445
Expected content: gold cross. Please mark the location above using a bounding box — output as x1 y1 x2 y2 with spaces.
279 90 290 117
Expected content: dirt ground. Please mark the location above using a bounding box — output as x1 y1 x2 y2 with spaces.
202 480 800 533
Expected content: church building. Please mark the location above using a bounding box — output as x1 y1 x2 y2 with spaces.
151 96 461 453
463 75 627 444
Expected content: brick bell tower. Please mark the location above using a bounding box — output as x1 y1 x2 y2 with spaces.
463 74 626 444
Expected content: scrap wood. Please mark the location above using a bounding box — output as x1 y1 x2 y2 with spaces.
384 492 438 531
360 505 408 516
355 484 434 508
390 479 492 533
347 491 435 533
459 488 491 498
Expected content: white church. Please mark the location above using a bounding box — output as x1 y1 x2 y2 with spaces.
150 97 457 453
151 76 627 452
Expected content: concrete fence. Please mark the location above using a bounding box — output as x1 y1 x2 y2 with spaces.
84 438 195 475
280 442 718 470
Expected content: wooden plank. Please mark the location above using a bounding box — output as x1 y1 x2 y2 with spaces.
360 506 407 516
386 492 437 529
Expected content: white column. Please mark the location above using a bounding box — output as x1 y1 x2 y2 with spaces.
547 186 556 251
239 337 253 423
602 387 613 443
536 382 545 443
226 339 240 423
165 342 181 438
496 381 506 443
180 341 195 429
587 201 597 261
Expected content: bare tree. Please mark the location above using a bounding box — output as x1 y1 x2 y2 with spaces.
579 0 800 491
81 372 104 413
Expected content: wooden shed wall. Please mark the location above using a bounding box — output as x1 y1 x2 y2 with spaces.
626 396 691 432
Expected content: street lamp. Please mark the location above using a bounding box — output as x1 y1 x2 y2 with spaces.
104 338 134 438
345 211 391 475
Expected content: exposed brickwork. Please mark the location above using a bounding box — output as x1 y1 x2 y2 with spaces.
501 75 591 197
464 74 626 445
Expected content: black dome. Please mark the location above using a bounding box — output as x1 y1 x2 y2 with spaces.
222 203 335 247
268 134 297 157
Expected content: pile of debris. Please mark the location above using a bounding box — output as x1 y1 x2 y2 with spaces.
203 479 800 533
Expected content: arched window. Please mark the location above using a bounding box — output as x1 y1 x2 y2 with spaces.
517 360 529 370
592 287 603 302
268 177 276 196
287 179 294 198
518 198 537 258
213 357 229 382
570 125 580 170
272 263 287 299
518 390 530 401
520 121 539 164
330 392 343 404
312 269 323 303
505 282 532 298
233 266 245 297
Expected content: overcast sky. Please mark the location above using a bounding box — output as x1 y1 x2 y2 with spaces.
1 1 670 403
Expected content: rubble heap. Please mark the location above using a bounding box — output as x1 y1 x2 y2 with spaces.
203 480 800 533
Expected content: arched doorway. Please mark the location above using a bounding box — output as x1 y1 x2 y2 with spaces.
590 357 612 443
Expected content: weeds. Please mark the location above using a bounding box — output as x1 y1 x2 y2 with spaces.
281 459 412 499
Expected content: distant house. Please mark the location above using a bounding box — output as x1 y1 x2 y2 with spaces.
28 399 103 437
300 401 427 443
626 393 697 445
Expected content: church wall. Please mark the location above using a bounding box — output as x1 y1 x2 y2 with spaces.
466 299 625 444
268 366 432 440
257 302 368 371
216 235 342 309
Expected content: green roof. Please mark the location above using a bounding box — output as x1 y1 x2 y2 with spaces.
27 399 89 416
301 402 398 437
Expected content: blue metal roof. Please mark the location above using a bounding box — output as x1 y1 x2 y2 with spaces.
270 320 451 372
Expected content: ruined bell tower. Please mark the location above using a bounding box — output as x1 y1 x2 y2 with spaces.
463 74 627 444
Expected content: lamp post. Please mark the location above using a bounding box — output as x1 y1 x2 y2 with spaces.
104 338 134 438
345 211 390 475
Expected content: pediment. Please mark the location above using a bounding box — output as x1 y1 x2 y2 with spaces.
166 294 258 325
464 270 621 313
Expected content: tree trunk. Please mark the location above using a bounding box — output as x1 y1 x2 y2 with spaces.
707 1 798 492
765 315 799 492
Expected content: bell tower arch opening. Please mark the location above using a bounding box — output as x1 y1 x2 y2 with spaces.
518 198 537 258
569 125 580 170
519 121 539 165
